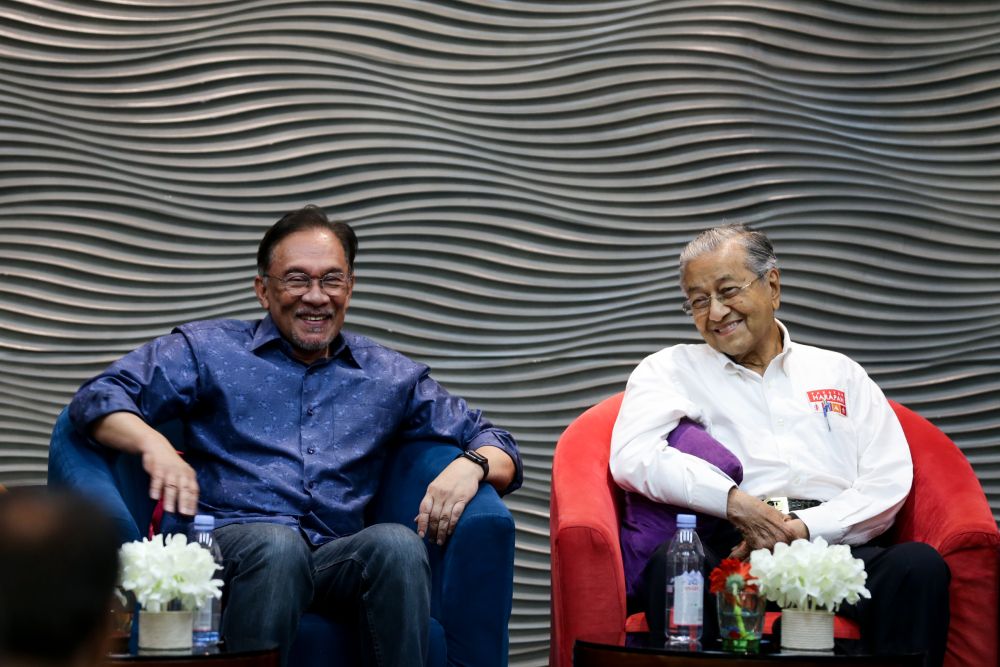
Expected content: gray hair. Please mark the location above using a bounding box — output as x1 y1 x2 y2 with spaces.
678 223 777 281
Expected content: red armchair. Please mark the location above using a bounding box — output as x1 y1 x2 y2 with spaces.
549 393 1000 667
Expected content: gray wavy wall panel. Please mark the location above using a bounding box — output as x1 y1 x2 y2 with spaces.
2 1 999 664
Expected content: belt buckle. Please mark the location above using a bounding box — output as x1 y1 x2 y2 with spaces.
765 496 790 514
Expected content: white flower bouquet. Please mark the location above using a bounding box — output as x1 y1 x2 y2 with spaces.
749 537 870 612
119 534 224 612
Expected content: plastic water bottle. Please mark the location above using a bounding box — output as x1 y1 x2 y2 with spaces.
665 513 704 648
189 514 223 648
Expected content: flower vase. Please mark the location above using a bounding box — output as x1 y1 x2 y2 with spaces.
780 607 834 651
137 609 193 651
716 589 766 653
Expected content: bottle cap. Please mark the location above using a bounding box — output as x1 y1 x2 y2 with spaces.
676 513 697 528
193 514 215 530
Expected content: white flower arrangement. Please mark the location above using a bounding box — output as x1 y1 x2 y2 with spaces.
119 534 224 612
749 537 870 612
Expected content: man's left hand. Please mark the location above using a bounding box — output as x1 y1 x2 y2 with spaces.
415 455 484 546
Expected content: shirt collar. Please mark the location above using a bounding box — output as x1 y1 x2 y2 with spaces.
711 318 794 375
251 314 360 368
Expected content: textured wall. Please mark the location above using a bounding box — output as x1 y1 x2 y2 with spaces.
2 1 999 664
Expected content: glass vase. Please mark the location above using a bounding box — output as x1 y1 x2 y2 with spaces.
716 589 766 653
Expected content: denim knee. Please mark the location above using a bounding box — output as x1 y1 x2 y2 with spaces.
217 522 312 577
359 523 428 574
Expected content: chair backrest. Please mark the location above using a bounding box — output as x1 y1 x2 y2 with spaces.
549 393 626 667
886 400 996 546
550 392 624 526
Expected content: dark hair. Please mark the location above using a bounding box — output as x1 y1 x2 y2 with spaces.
256 205 358 275
0 488 120 663
678 223 777 281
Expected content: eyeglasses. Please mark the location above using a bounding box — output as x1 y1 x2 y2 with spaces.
264 272 351 296
681 274 763 316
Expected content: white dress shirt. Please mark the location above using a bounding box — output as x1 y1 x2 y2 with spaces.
609 321 912 545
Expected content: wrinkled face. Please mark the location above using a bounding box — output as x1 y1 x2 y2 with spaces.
254 228 353 364
681 240 781 369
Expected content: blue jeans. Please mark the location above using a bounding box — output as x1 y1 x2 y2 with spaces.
214 522 431 667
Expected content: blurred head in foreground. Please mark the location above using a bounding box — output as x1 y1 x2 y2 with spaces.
0 488 120 667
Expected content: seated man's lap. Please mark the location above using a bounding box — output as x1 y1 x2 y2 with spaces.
213 521 431 623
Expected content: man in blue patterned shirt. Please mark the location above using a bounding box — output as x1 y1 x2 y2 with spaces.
69 205 523 666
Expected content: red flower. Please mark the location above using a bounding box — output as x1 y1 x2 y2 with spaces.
709 558 757 595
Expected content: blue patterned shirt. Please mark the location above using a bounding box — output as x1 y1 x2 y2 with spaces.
69 315 522 544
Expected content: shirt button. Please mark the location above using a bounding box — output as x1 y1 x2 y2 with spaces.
308 481 316 490
777 417 785 427
306 407 315 416
307 447 316 455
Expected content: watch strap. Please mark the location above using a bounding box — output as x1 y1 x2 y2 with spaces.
456 449 489 480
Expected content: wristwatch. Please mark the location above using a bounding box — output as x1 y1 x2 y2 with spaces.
456 449 489 480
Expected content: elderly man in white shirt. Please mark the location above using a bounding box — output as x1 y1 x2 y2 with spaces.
610 224 949 665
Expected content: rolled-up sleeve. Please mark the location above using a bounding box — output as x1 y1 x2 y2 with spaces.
400 369 523 495
69 332 199 437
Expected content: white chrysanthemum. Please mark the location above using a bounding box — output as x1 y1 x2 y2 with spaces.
119 534 224 612
749 537 870 612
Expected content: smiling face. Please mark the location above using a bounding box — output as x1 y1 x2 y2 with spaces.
681 239 782 372
254 227 353 364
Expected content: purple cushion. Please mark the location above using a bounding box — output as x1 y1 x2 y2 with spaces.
619 418 743 599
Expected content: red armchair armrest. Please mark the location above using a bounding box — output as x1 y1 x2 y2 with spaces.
888 401 1000 667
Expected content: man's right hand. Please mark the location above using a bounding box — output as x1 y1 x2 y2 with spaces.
725 487 799 560
91 412 199 516
142 442 199 516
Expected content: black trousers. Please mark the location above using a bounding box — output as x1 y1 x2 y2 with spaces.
631 524 950 667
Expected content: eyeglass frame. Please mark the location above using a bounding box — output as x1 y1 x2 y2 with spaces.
263 271 353 296
681 272 766 316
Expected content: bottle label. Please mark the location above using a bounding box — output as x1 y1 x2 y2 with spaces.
193 604 212 632
671 571 703 626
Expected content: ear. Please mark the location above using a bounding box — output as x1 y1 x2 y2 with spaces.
766 268 781 310
254 275 270 310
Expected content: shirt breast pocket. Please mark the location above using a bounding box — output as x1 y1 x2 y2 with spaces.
812 408 859 471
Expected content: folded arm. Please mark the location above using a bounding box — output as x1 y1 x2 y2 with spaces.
610 351 736 517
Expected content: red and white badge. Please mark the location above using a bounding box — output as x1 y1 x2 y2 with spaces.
807 389 847 417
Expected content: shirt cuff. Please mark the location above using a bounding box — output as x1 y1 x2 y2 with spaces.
793 505 845 544
69 392 143 440
691 474 738 519
469 431 523 495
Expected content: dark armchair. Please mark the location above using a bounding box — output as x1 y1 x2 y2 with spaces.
48 407 516 667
